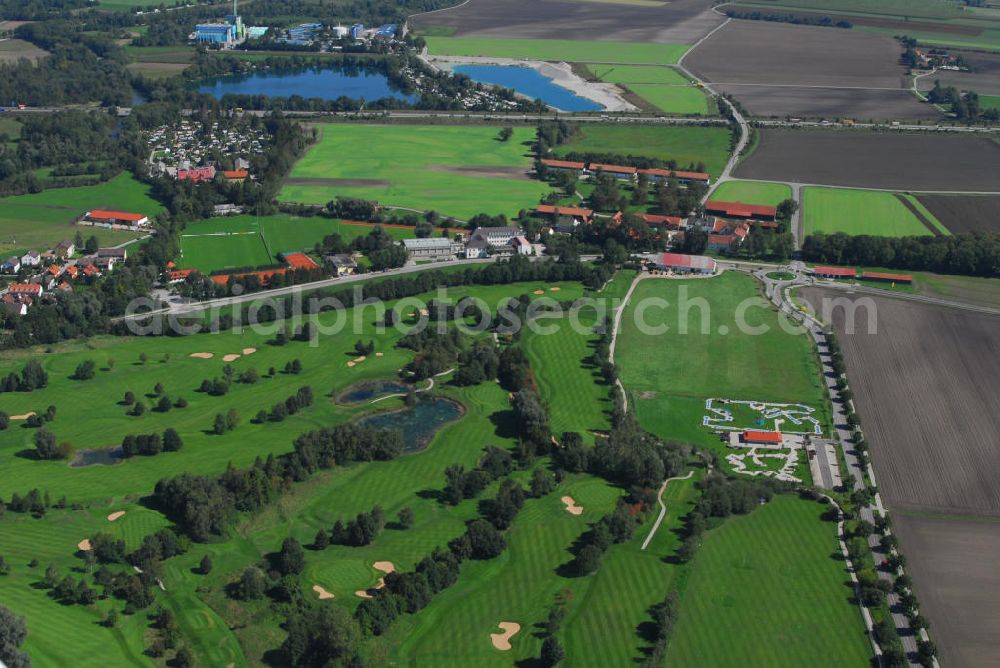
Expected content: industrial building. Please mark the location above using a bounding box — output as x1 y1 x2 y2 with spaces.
85 210 151 228
813 266 857 279
402 237 456 261
704 200 778 221
193 0 246 46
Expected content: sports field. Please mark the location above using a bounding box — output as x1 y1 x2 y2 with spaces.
279 124 552 220
552 124 731 178
802 187 949 237
424 37 688 64
178 215 417 273
711 180 792 206
0 173 161 255
666 495 872 667
616 272 831 449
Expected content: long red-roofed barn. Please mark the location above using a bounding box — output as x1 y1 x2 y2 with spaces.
813 266 858 279
861 271 913 284
85 210 150 228
705 200 778 221
650 252 717 274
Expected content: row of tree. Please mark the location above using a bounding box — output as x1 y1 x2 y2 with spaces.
802 231 998 277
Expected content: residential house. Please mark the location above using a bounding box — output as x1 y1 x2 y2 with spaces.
511 236 533 256
177 165 217 182
326 253 357 276
20 251 40 267
54 240 75 259
1 256 20 274
470 226 525 246
464 238 489 259
97 247 128 263
5 283 43 297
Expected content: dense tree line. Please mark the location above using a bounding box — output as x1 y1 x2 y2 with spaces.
328 505 385 547
121 428 183 457
442 446 514 505
152 422 403 541
640 591 680 667
724 10 851 28
0 360 48 393
569 499 640 575
802 231 999 277
0 604 30 668
925 80 1000 122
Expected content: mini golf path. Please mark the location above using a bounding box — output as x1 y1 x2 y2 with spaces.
641 470 695 551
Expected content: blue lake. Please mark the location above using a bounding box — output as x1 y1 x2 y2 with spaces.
71 446 124 468
453 65 603 112
357 396 463 452
197 68 418 103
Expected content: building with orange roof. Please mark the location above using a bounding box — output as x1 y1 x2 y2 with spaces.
222 169 249 182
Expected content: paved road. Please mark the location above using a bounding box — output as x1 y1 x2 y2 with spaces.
115 258 495 322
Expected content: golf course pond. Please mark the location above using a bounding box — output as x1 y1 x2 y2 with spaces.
453 64 603 112
70 446 124 468
337 379 413 405
197 66 418 103
357 396 463 452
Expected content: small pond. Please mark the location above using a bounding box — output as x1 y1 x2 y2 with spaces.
71 446 124 468
453 64 603 112
197 67 418 103
338 379 413 405
357 396 463 452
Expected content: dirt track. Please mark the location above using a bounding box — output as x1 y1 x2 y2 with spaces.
916 194 1000 234
892 513 1000 668
411 0 722 43
714 85 939 120
427 164 529 179
736 129 1000 191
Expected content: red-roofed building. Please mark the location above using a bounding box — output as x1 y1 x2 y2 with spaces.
222 169 249 182
540 158 586 172
210 268 287 286
64 265 79 279
536 204 594 225
705 200 778 221
86 210 150 227
861 271 913 284
742 430 785 446
707 234 738 251
47 264 63 277
640 213 685 229
282 252 319 270
5 283 43 297
651 252 716 274
177 166 216 182
589 163 637 180
81 264 99 278
168 268 196 283
813 266 857 279
639 168 711 185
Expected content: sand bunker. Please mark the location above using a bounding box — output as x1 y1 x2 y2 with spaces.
561 496 583 516
550 286 561 292
347 361 356 367
354 356 367 363
222 354 241 362
375 352 384 357
189 352 214 359
9 411 36 420
242 348 256 355
490 622 521 651
77 539 92 551
107 511 126 522
312 584 335 600
355 561 396 598
533 290 545 295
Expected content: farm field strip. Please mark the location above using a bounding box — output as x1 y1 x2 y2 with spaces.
710 180 792 206
802 187 944 238
424 37 689 65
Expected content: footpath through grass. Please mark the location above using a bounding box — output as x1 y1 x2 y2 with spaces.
0 173 161 255
552 124 731 179
802 187 949 237
425 37 688 64
616 272 831 449
666 494 873 667
279 124 551 219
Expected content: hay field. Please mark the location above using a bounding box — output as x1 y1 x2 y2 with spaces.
279 124 551 220
711 180 791 206
802 187 948 237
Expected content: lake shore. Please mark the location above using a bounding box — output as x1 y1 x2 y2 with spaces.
422 53 638 112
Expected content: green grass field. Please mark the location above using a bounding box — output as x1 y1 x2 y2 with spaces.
587 64 690 85
0 173 162 255
981 94 1000 111
552 124 731 178
711 180 792 206
424 37 688 64
279 124 552 220
627 84 711 115
802 187 948 237
616 272 831 450
666 495 873 667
